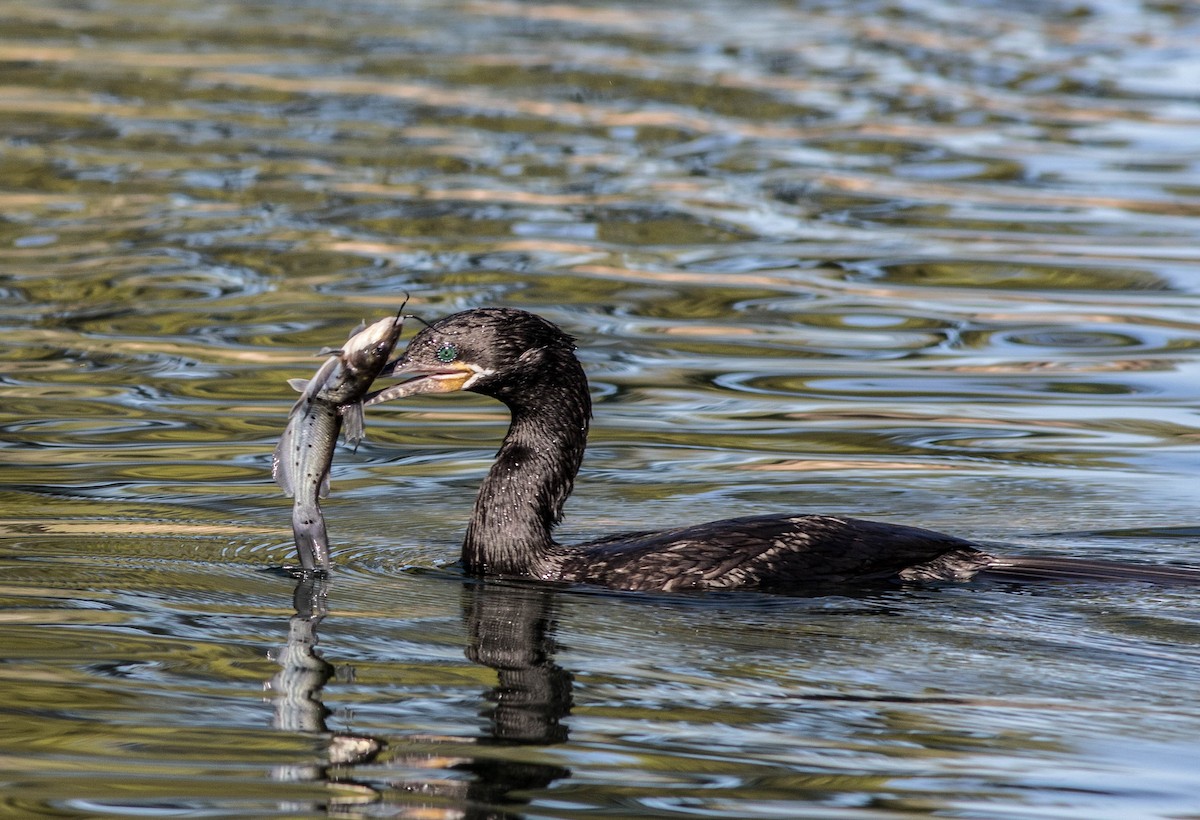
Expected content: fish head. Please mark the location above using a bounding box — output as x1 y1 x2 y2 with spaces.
341 312 407 372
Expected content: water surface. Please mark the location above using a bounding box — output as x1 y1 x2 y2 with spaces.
2 0 1200 817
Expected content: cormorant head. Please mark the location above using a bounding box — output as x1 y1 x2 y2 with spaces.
367 307 580 404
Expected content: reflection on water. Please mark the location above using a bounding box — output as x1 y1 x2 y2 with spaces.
2 0 1200 816
268 577 571 818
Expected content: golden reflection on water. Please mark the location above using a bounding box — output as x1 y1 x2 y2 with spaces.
2 0 1200 816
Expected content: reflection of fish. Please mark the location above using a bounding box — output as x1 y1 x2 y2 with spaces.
273 313 406 571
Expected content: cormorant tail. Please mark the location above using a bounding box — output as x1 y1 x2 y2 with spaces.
983 555 1200 585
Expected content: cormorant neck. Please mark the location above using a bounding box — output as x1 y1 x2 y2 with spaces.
463 352 591 577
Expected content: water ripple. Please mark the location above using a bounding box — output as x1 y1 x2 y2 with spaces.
3 0 1200 816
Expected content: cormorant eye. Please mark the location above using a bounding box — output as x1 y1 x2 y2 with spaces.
436 343 458 363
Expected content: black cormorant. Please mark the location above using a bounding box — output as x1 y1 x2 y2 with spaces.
365 307 1198 591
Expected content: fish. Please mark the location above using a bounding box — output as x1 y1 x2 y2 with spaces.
272 312 406 572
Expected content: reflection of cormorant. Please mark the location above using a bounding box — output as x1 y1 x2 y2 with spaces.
457 580 573 817
266 577 573 818
367 308 1200 590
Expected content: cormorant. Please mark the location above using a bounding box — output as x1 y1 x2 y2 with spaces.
364 307 1198 591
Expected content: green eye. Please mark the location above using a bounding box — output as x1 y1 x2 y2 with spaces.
436 343 458 363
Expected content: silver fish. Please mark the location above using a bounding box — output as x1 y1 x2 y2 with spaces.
273 313 406 571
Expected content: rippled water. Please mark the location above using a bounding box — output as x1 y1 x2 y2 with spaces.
3 0 1200 816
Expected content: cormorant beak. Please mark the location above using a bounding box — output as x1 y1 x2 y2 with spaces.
364 359 479 406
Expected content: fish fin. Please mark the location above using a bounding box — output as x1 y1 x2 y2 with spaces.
348 320 366 338
319 466 331 498
272 421 297 497
342 402 365 451
315 346 344 357
291 356 340 409
287 378 309 393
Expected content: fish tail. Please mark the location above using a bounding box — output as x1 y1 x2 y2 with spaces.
983 555 1200 585
292 500 331 571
